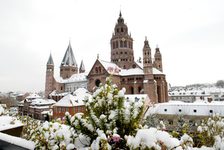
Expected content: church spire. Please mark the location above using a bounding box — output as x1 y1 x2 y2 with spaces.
60 41 78 79
79 60 85 73
61 41 77 67
47 53 54 65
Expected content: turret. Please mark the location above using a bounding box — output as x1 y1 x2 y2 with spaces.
153 46 163 72
142 37 158 103
45 53 55 98
79 60 85 73
143 37 153 75
60 41 78 79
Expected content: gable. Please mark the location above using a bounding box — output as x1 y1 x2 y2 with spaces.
87 59 109 77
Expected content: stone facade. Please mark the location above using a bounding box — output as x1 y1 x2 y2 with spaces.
87 12 168 104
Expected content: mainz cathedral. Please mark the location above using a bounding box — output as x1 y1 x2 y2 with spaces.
45 12 168 103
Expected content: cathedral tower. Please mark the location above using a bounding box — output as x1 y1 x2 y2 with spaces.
110 12 135 69
45 53 55 98
142 37 158 103
60 41 78 79
153 46 163 72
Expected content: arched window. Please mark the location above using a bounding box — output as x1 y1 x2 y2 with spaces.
138 87 142 93
116 41 118 48
131 87 134 94
121 27 123 32
95 67 98 74
95 79 101 87
113 42 115 49
124 41 127 47
120 40 123 47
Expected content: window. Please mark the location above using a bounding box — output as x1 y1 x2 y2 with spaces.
120 41 123 47
95 79 101 87
168 119 173 125
210 110 213 113
116 41 118 48
193 109 197 113
164 109 167 112
121 27 123 32
124 41 127 47
179 109 182 112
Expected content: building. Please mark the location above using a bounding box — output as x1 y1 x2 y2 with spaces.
87 12 168 104
144 100 224 131
53 88 90 119
45 42 87 100
18 95 56 121
45 12 169 104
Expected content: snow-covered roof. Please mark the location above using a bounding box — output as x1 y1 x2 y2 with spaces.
26 93 41 100
120 68 144 76
0 132 35 149
152 68 163 75
64 73 87 83
145 100 224 117
54 94 85 107
98 59 121 75
98 59 164 76
31 99 56 106
61 41 77 67
49 90 69 97
0 116 23 131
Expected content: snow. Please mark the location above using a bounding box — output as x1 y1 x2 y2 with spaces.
0 132 35 149
54 94 85 107
61 72 87 83
152 68 163 74
0 105 4 115
145 101 224 117
31 98 56 106
119 68 144 76
0 116 23 131
26 93 41 100
126 128 181 149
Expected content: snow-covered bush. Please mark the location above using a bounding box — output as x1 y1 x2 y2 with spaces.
196 114 224 148
65 77 145 149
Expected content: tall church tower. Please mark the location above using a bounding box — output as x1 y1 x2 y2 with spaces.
142 37 158 103
153 46 163 72
45 53 55 98
60 41 78 79
110 12 135 69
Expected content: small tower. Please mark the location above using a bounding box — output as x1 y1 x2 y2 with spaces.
110 11 135 69
142 37 158 103
143 37 153 75
45 53 55 98
60 41 78 79
79 60 85 73
153 46 163 72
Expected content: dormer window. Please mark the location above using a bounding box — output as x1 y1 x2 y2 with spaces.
164 109 167 112
179 109 182 112
193 109 197 113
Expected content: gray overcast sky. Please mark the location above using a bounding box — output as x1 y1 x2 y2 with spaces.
0 0 224 92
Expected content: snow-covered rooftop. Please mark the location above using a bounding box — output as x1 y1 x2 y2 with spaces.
0 132 35 149
145 100 224 117
31 99 56 106
26 93 41 100
0 116 23 131
98 59 164 76
55 72 87 83
54 94 84 107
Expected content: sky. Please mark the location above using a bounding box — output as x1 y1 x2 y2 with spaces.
0 0 224 92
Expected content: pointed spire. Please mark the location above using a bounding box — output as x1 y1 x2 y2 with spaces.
144 36 149 47
155 44 160 53
117 10 124 23
79 60 85 73
61 40 77 67
47 53 54 65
